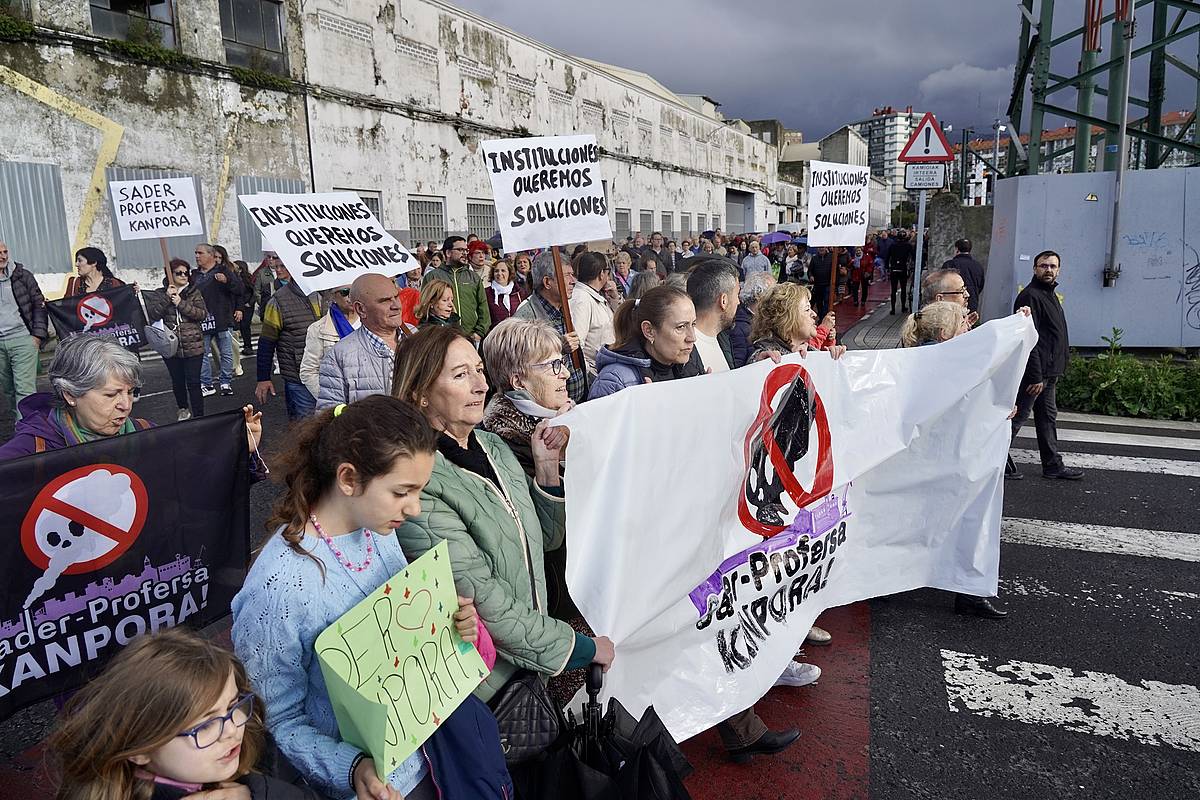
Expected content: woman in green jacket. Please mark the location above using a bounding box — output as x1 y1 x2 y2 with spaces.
392 326 614 702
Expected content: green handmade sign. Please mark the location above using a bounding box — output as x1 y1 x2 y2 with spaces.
315 541 489 779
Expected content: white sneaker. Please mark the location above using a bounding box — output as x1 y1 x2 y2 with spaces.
774 661 821 688
201 385 217 397
177 408 192 421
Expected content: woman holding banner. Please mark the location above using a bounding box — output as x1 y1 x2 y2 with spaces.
232 396 512 800
0 333 262 459
65 247 123 297
390 328 615 710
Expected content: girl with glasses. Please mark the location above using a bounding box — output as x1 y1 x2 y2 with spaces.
142 258 209 420
49 627 322 799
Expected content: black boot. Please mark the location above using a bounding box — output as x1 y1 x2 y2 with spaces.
728 728 801 764
955 594 1008 619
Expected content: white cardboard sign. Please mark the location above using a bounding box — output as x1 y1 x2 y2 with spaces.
238 191 415 296
480 135 611 251
806 160 871 247
109 177 204 241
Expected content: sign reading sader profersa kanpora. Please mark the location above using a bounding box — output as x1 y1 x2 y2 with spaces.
480 134 612 251
239 191 414 296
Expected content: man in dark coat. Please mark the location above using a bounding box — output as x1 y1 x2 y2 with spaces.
942 238 986 314
1007 250 1082 481
886 231 914 314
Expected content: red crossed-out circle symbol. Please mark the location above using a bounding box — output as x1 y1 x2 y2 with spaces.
20 464 149 574
76 293 114 329
737 363 834 539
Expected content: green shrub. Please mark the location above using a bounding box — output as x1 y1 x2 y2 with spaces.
1058 327 1200 421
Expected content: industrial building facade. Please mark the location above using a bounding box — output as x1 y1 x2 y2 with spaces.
0 0 781 292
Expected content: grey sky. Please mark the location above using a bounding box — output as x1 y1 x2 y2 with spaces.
453 0 1194 143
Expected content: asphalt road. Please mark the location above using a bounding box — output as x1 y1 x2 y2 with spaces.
1 345 1197 799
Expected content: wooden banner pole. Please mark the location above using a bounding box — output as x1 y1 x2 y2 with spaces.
828 246 840 320
158 237 172 285
550 245 584 372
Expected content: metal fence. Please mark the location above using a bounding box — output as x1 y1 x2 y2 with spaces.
0 161 72 274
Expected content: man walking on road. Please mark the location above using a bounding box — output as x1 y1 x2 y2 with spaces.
887 230 914 314
942 238 985 314
255 259 320 420
192 243 242 396
0 242 46 421
425 236 490 343
740 239 773 279
1007 250 1083 481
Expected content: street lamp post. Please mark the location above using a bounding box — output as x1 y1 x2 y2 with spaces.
990 120 1006 204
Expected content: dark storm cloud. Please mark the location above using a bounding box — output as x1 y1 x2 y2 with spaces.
452 0 1023 137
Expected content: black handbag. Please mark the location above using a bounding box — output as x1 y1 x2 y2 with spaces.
487 669 563 764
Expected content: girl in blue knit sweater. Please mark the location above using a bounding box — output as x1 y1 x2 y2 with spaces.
232 396 511 800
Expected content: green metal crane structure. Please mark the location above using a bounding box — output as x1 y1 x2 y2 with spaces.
1004 0 1200 177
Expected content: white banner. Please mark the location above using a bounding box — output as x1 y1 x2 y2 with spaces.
557 314 1037 741
238 192 415 296
109 177 204 241
806 160 871 247
480 135 611 251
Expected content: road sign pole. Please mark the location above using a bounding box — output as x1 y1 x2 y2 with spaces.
911 189 928 314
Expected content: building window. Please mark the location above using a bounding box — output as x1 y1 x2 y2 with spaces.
614 208 631 241
661 212 672 236
466 200 497 237
680 212 691 238
220 0 287 75
90 0 177 48
712 214 721 231
697 213 707 233
407 196 446 244
639 210 654 236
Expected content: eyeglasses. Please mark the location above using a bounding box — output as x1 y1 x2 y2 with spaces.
528 357 566 376
938 290 969 298
172 270 189 277
450 247 469 253
176 693 253 749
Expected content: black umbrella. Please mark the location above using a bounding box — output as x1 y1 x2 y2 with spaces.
513 665 693 800
487 230 504 249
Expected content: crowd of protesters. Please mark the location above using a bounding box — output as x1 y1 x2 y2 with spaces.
0 217 1047 799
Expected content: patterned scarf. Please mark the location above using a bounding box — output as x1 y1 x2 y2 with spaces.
53 406 136 445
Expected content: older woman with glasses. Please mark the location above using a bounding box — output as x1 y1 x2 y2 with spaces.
141 258 210 420
480 318 572 476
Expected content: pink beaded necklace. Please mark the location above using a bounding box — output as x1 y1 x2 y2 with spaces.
309 514 374 573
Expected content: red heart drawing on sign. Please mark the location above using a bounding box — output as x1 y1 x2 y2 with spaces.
394 588 433 631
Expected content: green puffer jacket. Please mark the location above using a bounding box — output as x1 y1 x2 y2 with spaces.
395 430 573 702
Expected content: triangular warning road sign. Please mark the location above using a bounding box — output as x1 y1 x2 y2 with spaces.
897 112 956 163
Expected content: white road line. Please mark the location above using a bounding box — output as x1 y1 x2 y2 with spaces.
1016 427 1200 452
941 650 1200 752
999 576 1196 622
1057 411 1200 433
1008 449 1200 478
1002 518 1200 562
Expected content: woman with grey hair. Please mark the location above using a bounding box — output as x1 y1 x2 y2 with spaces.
479 317 572 476
0 333 262 459
731 271 777 367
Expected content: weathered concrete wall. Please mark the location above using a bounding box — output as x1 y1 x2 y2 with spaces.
0 39 309 292
927 191 993 271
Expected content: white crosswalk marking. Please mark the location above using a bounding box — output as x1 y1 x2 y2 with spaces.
1002 518 1200 562
1056 411 1200 433
1016 426 1200 452
999 575 1196 622
1008 448 1200 478
941 650 1200 752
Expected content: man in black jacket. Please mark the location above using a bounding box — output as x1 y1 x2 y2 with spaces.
887 231 914 314
192 243 243 396
942 238 985 314
0 242 47 420
1008 250 1082 480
